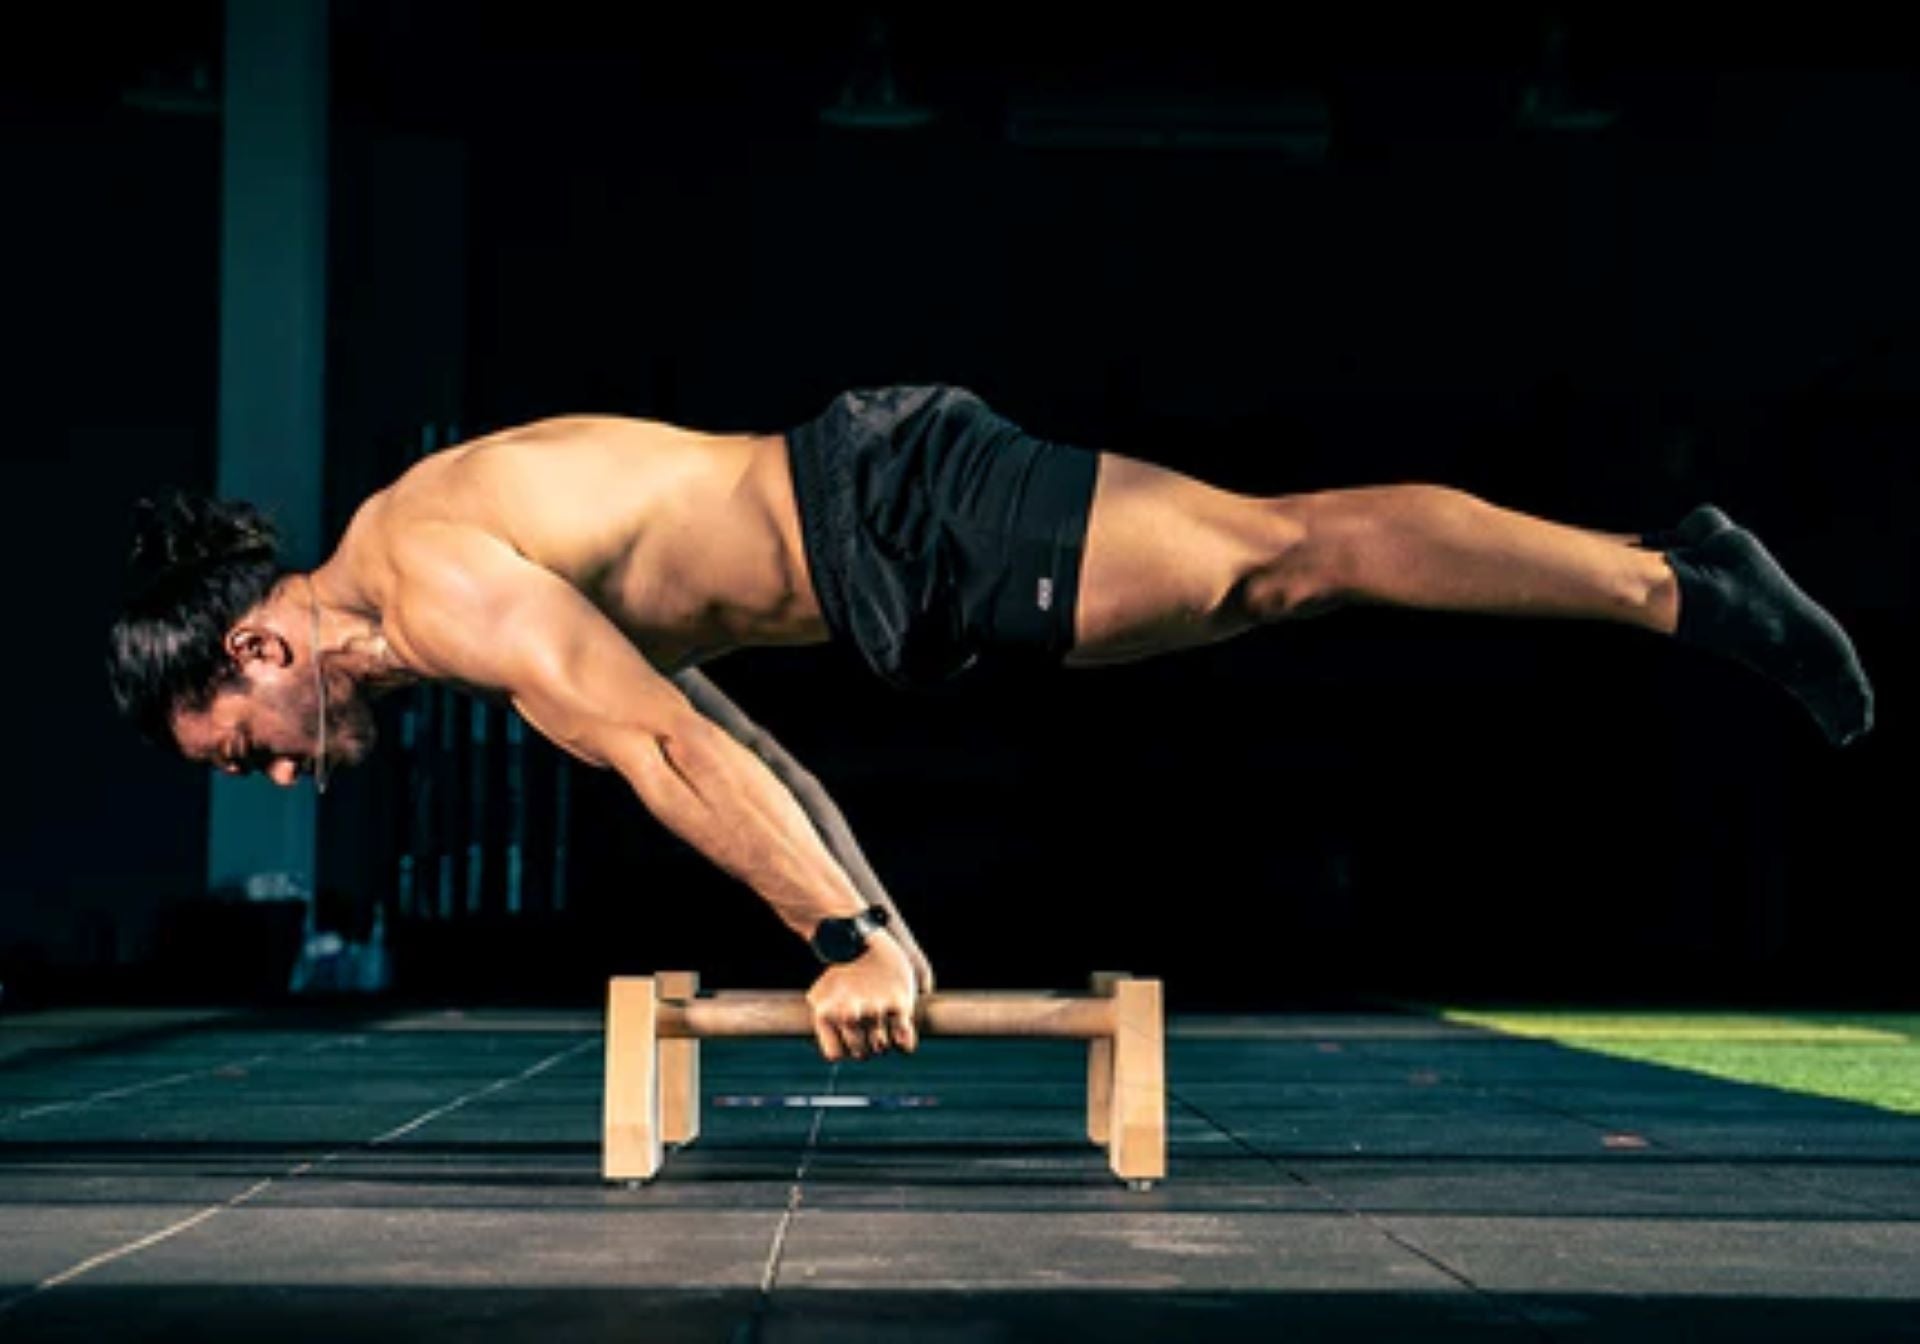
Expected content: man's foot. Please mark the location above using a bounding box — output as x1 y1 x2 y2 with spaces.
1640 503 1734 552
1665 526 1875 747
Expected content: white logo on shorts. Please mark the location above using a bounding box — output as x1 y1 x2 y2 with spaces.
1036 577 1055 611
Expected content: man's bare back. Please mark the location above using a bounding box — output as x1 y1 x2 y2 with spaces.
334 415 829 678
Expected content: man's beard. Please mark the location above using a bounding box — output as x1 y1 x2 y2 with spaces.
316 689 378 767
290 675 376 771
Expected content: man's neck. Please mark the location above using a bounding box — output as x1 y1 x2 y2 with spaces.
304 570 411 697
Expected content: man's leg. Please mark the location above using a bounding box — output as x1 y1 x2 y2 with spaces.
1067 459 1677 660
1066 454 1872 746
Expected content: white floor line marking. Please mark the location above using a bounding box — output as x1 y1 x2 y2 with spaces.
0 1037 594 1320
9 1175 280 1303
758 1108 827 1298
365 1040 596 1148
6 1069 209 1124
1 1036 358 1127
758 1064 838 1297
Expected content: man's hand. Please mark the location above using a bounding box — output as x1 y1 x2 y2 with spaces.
891 920 937 996
806 931 918 1062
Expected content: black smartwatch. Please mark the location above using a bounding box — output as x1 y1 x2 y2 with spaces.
810 905 892 965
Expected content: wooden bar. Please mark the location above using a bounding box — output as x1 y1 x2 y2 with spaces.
604 974 1167 1189
657 992 1119 1040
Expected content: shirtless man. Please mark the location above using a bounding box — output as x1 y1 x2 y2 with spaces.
108 386 1875 1062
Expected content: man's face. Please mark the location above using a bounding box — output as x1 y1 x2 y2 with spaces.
171 658 379 788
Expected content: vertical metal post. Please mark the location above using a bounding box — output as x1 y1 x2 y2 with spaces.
467 699 488 915
207 0 328 899
397 693 418 917
400 423 442 923
506 712 526 916
437 671 457 921
552 759 572 914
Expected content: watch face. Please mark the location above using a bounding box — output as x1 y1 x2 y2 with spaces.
815 917 862 963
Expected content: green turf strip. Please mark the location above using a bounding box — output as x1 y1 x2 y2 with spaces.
1438 1010 1920 1116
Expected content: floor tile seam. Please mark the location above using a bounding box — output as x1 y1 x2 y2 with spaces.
1436 1066 1920 1224
731 1064 838 1344
0 1035 368 1130
1169 1083 1557 1341
0 1012 254 1075
0 1037 594 1323
361 1040 597 1148
1334 1041 1920 1269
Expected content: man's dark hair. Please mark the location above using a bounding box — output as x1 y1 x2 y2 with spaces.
107 492 292 748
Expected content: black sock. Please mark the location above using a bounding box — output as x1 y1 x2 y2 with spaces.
1640 503 1734 552
1665 527 1874 747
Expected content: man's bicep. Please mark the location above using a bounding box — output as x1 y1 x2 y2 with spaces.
392 528 695 768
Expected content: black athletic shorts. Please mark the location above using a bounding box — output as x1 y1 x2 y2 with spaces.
785 385 1099 690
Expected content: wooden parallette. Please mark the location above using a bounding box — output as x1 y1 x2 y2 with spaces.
603 972 1166 1189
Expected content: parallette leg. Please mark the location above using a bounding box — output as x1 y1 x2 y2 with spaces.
603 976 663 1182
1108 977 1166 1188
1087 971 1125 1146
658 971 701 1147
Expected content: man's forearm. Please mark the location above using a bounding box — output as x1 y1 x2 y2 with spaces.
775 769 888 906
669 668 896 918
756 755 933 988
661 667 929 985
606 719 868 940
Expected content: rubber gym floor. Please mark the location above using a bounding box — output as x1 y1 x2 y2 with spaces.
1 1003 1916 1342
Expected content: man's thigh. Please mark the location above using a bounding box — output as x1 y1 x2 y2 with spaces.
1067 452 1310 666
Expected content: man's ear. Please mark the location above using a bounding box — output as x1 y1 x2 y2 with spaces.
223 623 293 670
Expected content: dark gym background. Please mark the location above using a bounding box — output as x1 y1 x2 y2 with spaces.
3 5 1912 1013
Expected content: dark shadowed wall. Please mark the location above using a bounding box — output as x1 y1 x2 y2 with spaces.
10 6 1914 1011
